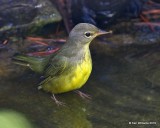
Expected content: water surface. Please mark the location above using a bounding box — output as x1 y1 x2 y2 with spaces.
0 36 160 128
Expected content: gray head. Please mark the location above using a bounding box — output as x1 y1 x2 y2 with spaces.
68 23 112 45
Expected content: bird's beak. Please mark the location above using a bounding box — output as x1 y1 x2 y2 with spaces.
97 29 112 36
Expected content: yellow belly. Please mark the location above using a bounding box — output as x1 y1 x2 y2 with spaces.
42 57 92 94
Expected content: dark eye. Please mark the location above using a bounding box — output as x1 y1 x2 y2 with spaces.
84 32 92 38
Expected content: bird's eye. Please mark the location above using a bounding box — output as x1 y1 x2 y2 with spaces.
84 32 92 38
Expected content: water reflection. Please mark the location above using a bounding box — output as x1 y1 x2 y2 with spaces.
0 40 160 128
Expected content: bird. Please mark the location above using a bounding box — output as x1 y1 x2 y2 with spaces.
13 23 112 105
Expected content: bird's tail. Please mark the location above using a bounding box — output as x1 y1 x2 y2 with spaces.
12 54 50 74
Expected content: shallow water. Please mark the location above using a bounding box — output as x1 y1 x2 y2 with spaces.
0 37 160 128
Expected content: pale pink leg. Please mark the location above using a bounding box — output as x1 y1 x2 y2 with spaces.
75 90 92 100
51 94 65 106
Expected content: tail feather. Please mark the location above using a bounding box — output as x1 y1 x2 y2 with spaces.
13 54 50 74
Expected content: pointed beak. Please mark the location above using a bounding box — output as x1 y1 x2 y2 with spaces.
97 29 112 36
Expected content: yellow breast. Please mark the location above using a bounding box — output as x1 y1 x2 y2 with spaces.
42 46 92 94
68 56 92 91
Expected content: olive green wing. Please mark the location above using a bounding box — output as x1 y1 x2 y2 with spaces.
39 56 68 85
45 56 68 76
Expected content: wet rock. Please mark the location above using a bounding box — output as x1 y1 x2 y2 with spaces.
0 0 62 39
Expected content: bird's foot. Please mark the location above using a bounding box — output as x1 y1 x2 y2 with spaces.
51 94 65 106
75 90 92 100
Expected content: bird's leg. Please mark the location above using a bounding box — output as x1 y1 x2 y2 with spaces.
51 94 65 106
74 90 92 100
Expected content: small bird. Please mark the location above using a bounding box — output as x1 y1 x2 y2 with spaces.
13 23 112 105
